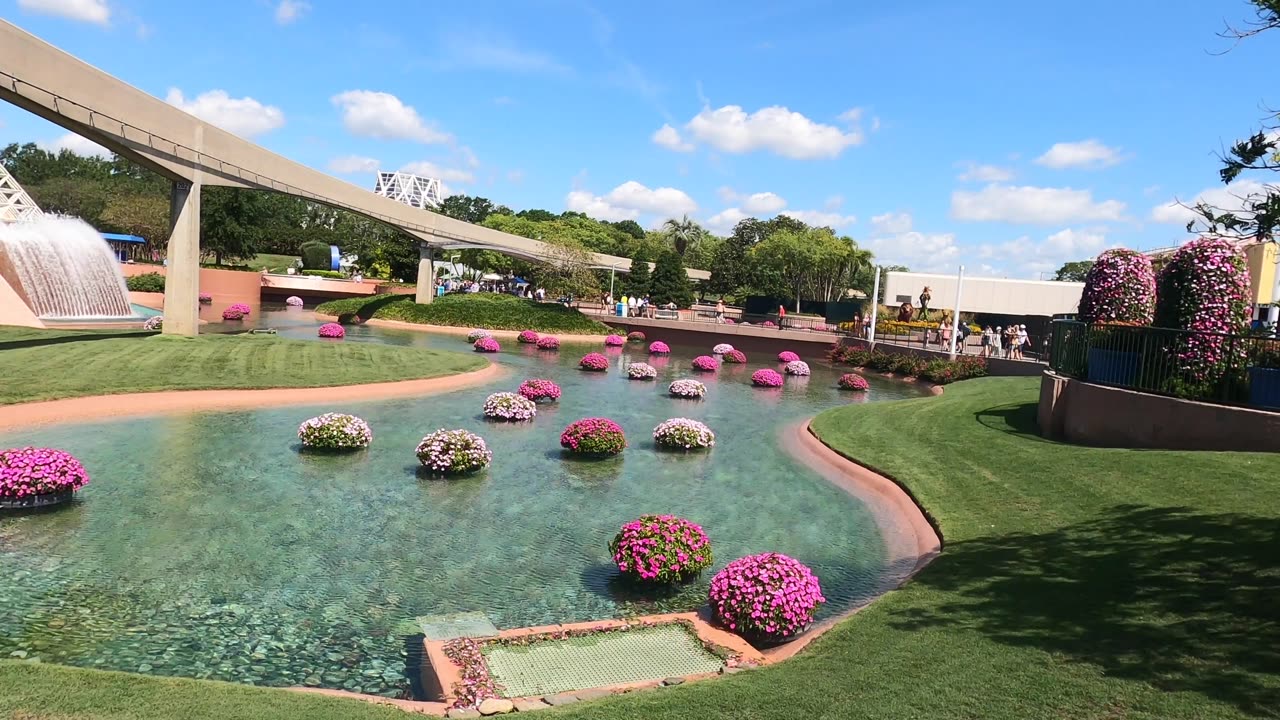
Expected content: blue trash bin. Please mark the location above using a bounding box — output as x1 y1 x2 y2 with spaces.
616 303 626 317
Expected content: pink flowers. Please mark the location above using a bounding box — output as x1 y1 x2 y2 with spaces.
691 355 719 372
285 296 304 307
416 429 492 475
709 552 825 640
473 337 501 353
1154 237 1252 386
579 352 610 371
610 514 714 583
668 378 707 398
518 378 561 402
712 343 735 354
482 392 537 421
778 351 800 363
221 307 245 321
763 320 777 328
536 336 560 350
722 349 747 364
653 418 715 450
604 334 625 346
649 341 671 355
784 360 810 376
838 373 870 391
560 417 627 456
627 331 647 342
517 330 540 344
627 362 658 380
318 322 345 339
298 413 372 449
752 369 784 387
0 447 89 501
198 292 212 304
228 303 251 315
1079 249 1156 325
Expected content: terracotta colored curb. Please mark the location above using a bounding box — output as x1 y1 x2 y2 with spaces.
312 312 615 343
0 361 504 431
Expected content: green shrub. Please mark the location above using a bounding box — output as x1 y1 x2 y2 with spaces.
301 269 345 279
315 293 611 334
300 241 332 270
125 273 166 292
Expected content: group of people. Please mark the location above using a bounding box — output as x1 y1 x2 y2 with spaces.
436 277 547 301
604 293 658 318
979 324 1031 359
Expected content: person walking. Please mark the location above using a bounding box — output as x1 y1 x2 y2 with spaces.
981 326 993 358
940 316 952 351
1016 325 1029 360
715 299 725 324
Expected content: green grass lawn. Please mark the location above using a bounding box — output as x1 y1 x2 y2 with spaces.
0 328 484 404
2 377 1276 719
316 293 612 334
249 253 301 272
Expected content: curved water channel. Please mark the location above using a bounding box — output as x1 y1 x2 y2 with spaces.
0 307 929 697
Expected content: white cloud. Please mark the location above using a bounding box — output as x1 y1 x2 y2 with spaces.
685 105 864 159
824 194 845 210
782 210 856 228
17 0 109 25
327 155 379 174
957 162 1014 183
400 161 474 184
434 33 571 75
275 0 309 24
837 107 863 124
1150 179 1272 225
742 192 787 214
706 207 750 234
1035 139 1123 169
868 226 962 273
331 90 450 144
565 181 697 222
165 88 285 138
39 133 110 158
951 184 1127 224
651 124 694 152
871 212 913 235
976 228 1117 278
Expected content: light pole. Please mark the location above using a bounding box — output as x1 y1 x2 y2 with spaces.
868 266 881 346
948 265 965 360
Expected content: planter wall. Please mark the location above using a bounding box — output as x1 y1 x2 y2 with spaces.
1249 366 1280 410
1086 348 1138 386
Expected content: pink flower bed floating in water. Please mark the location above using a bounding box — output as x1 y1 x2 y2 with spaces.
473 337 501 353
752 368 784 387
285 296 304 307
536 336 560 350
0 447 89 500
709 552 826 641
784 360 810 376
318 323 346 339
466 329 492 343
482 392 537 421
416 429 492 475
518 378 561 402
722 349 747 364
560 417 627 456
222 307 245 321
142 316 163 331
691 355 719 372
228 303 251 315
297 413 372 450
610 514 713 583
668 379 707 398
777 351 800 363
763 320 777 328
838 373 870 391
198 292 212 304
627 331 646 342
712 343 734 355
652 417 715 450
579 352 610 371
604 334 625 346
649 341 671 355
517 330 539 344
626 362 657 380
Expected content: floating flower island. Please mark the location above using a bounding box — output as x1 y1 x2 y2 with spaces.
518 378 561 402
482 392 537 421
0 447 89 509
668 379 707 399
653 418 715 450
297 413 371 450
416 429 492 475
560 417 627 457
610 514 713 582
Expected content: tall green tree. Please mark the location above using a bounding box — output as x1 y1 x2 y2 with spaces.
752 227 870 311
648 250 693 307
1054 260 1095 282
437 195 509 224
624 249 651 297
200 188 271 265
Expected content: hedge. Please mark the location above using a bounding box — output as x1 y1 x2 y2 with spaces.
315 293 612 334
125 273 165 293
301 269 345 279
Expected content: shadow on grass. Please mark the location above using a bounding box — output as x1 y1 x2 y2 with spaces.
973 401 1045 438
0 330 154 351
888 504 1280 716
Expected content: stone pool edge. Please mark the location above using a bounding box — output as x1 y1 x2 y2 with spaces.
0 360 505 431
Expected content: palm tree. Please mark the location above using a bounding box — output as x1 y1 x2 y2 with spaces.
662 215 698 256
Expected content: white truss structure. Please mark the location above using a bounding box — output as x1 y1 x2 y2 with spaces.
0 164 44 223
373 171 442 209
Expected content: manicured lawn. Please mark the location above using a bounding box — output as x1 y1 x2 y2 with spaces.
315 294 612 334
249 253 302 272
1 377 1276 719
0 327 484 404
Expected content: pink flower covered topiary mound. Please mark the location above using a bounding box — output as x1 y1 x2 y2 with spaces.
0 447 89 504
777 351 800 363
1154 237 1253 388
221 307 246 321
1078 249 1156 325
560 417 627 456
579 352 610 371
517 330 540 344
536 336 560 350
416 429 492 475
649 341 671 355
610 514 713 583
604 334 625 346
668 379 707 398
691 355 719 372
752 368 784 387
838 373 870 391
198 292 212 304
518 378 561 402
653 418 715 450
722 349 747 364
318 323 346 339
473 337 501 353
709 552 826 641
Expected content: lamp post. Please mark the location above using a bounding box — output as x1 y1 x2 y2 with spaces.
868 266 881 346
948 265 965 360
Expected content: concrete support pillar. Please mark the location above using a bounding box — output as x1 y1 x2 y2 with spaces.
162 180 201 336
415 245 435 304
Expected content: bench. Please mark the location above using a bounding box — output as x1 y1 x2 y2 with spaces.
654 309 680 320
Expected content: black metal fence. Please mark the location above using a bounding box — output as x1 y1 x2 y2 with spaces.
1049 320 1280 409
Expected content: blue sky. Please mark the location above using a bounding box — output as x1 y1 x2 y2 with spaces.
3 0 1278 277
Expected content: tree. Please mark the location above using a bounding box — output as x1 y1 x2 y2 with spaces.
752 227 870 311
535 238 599 300
662 214 698 255
437 195 508 224
1054 260 1095 282
624 249 651 297
200 187 271 265
648 250 693 307
1189 1 1280 242
101 191 170 247
610 219 645 240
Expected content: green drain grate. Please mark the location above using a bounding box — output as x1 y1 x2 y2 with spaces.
482 624 724 697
